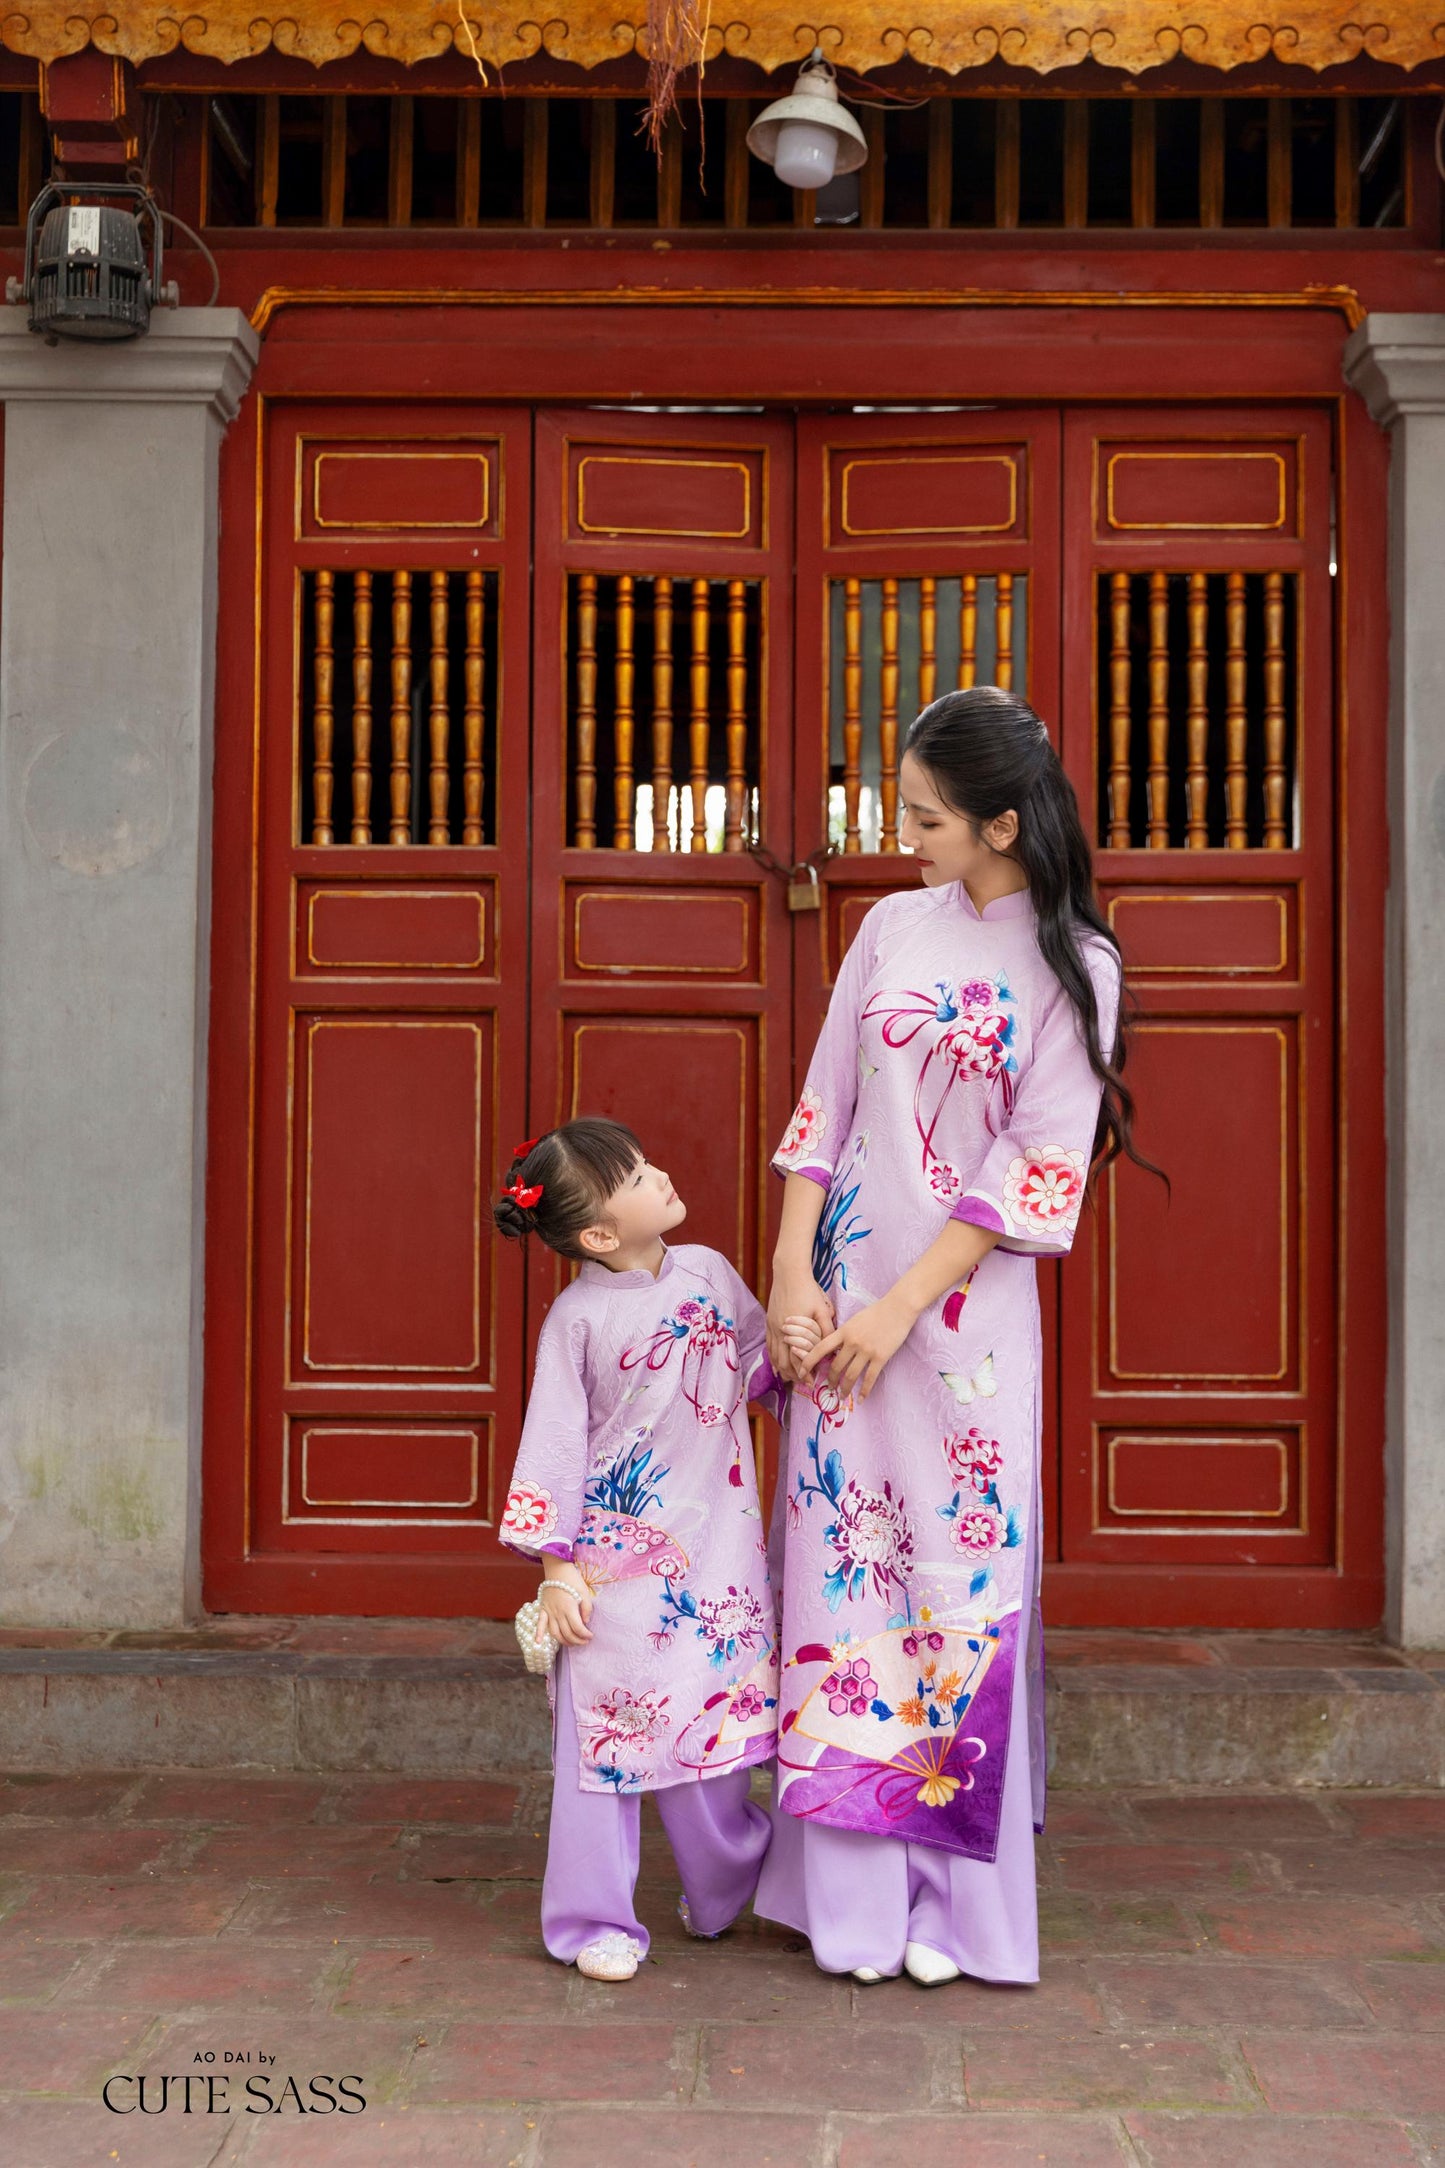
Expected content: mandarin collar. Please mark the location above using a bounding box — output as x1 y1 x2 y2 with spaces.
950 880 1034 924
578 1241 677 1292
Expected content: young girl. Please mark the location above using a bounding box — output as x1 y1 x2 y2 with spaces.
494 1117 817 1982
758 686 1152 1988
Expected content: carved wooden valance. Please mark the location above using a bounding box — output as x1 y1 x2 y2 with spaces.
3 3 1441 77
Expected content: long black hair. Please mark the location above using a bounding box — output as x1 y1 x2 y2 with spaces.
493 1117 645 1258
905 685 1156 1177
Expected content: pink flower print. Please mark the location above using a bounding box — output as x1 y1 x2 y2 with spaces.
942 1005 1012 1083
807 1378 853 1429
825 1479 915 1608
951 1503 1008 1558
1003 1144 1088 1239
959 978 995 1008
732 1682 768 1722
928 1161 963 1203
777 1087 827 1165
697 1586 766 1660
583 1687 672 1769
500 1482 558 1545
695 1401 728 1428
821 1657 877 1718
942 1428 1004 1486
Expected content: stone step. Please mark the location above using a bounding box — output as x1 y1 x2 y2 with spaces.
0 1623 1441 1785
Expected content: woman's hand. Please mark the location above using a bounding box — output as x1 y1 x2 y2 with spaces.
767 1267 835 1384
539 1558 594 1647
799 1290 918 1400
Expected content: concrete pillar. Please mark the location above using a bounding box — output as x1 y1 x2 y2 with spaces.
1344 315 1445 1649
0 309 258 1627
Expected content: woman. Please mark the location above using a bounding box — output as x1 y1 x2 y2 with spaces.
755 685 1147 1987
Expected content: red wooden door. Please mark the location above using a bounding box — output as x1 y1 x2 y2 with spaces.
209 401 534 1615
525 409 798 1531
792 411 1067 1547
1055 405 1345 1625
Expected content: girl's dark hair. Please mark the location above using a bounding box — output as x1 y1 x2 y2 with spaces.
493 1117 645 1258
905 686 1158 1179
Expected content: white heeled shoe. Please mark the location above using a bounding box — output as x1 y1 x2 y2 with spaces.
904 1940 961 1986
852 1965 888 1983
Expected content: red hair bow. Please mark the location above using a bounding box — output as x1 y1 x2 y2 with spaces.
503 1177 544 1209
512 1136 538 1158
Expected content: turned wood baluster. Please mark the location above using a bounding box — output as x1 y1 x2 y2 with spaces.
918 575 937 712
1107 572 1132 848
995 572 1015 691
879 575 900 853
724 578 747 852
1263 570 1288 848
1146 570 1170 848
1186 572 1210 848
843 575 862 854
311 570 335 845
461 570 484 846
1225 570 1248 848
389 570 413 845
350 570 373 845
651 575 674 852
428 570 450 845
574 572 598 849
689 579 710 851
613 574 636 849
958 573 978 690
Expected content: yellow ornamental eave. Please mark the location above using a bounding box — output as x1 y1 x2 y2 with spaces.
3 2 1443 76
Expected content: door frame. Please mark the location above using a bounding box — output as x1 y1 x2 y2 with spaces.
204 296 1386 1627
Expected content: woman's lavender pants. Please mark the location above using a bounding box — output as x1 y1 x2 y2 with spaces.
541 1655 772 1963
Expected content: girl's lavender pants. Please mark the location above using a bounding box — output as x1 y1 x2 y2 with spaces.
541 1655 772 1962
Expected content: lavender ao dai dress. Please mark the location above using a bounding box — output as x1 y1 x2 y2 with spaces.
754 881 1117 1980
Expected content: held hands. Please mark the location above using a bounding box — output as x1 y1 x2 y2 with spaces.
798 1290 918 1401
539 1559 594 1647
766 1268 836 1385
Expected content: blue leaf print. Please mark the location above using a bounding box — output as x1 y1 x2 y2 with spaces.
870 1699 893 1720
1004 1506 1023 1549
678 1589 698 1618
822 1449 846 1503
969 1568 990 1599
927 1702 942 1728
937 1490 961 1523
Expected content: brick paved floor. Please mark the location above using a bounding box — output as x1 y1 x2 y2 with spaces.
0 1770 1442 2167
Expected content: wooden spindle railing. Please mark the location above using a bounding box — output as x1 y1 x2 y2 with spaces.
462 570 484 846
725 577 747 851
351 569 373 845
311 568 335 845
995 572 1015 691
879 575 899 852
574 571 598 849
842 575 862 853
1107 571 1132 847
1146 570 1170 848
652 574 674 852
689 577 710 852
1186 572 1209 848
389 569 413 846
1225 569 1248 848
918 575 937 711
958 573 977 690
613 573 635 849
428 569 450 846
1263 570 1288 848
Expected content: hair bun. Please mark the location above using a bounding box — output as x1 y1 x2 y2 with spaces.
492 1195 533 1242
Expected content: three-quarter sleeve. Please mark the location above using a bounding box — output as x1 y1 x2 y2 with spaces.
770 903 882 1188
950 940 1121 1259
498 1300 591 1560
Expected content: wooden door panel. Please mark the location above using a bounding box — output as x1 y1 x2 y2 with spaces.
1057 405 1337 1612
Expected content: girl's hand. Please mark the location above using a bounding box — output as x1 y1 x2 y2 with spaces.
799 1291 917 1400
767 1269 835 1384
540 1561 594 1647
779 1315 823 1364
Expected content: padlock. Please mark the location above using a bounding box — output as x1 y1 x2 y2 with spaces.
787 862 822 913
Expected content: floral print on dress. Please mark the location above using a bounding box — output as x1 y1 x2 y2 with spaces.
501 1482 558 1546
621 1294 751 1490
862 973 1019 1192
937 1427 1022 1597
1002 1143 1088 1242
583 1686 672 1791
776 1086 828 1168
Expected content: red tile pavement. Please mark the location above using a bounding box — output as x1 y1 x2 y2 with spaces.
0 1772 1443 2166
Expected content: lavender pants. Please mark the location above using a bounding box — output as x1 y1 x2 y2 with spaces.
541 1656 772 1963
752 1635 1039 1981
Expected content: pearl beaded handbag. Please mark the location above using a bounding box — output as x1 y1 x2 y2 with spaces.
514 1581 560 1676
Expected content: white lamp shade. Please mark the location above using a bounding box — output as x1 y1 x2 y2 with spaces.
773 120 839 191
745 57 868 183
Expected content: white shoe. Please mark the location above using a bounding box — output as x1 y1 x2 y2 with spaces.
904 1940 961 1986
852 1964 888 1984
576 1931 643 1981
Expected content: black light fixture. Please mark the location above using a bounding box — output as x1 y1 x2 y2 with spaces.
5 180 178 344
